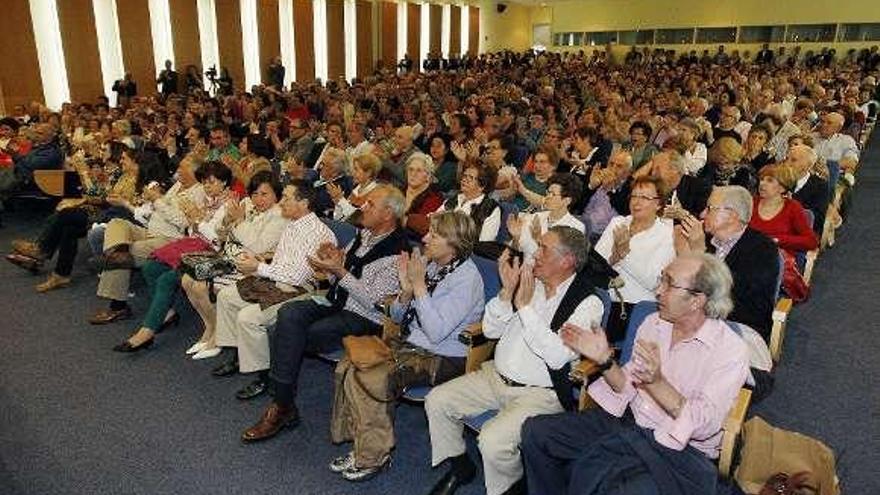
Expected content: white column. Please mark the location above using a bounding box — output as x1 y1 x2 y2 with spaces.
460 3 469 57
313 0 328 82
279 0 296 85
197 0 220 91
396 1 407 64
29 0 70 109
92 0 125 106
419 2 429 69
148 0 176 78
240 0 261 89
441 3 450 58
343 0 357 82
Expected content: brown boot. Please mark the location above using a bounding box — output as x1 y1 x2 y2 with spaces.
36 273 71 293
11 240 44 260
241 403 299 443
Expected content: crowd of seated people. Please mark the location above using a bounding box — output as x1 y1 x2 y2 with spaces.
1 43 877 495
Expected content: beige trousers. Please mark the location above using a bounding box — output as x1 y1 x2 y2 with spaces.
97 218 172 301
213 284 288 374
424 360 563 495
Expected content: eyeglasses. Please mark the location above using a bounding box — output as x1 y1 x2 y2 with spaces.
630 194 659 201
656 273 701 295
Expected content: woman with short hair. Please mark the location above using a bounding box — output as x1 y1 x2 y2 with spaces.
328 210 484 482
434 161 501 241
403 152 444 240
701 136 758 192
329 152 381 223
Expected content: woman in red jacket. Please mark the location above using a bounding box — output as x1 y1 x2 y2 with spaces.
750 164 818 301
403 152 444 242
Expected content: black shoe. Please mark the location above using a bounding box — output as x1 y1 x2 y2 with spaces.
212 359 239 377
156 312 180 333
427 468 476 495
236 379 268 400
112 337 154 353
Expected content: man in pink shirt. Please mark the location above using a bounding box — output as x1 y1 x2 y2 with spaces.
520 253 748 495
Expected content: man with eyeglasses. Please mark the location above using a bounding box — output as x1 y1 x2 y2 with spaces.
424 227 604 495
674 186 779 342
521 253 748 495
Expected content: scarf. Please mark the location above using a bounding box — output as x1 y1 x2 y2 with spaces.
400 258 465 338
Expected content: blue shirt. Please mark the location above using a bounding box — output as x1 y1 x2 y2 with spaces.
390 258 485 358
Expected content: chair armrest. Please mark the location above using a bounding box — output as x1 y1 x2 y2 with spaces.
33 170 66 197
803 250 818 285
461 322 497 373
459 322 490 347
718 388 752 479
769 298 792 363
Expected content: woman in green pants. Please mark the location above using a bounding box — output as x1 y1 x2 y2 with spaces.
112 161 234 352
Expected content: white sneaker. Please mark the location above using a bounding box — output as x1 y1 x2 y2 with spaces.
192 347 222 360
186 342 207 355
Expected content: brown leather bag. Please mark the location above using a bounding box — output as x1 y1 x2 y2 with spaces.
236 276 308 310
342 335 393 371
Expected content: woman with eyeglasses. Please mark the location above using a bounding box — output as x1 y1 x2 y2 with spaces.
434 161 501 242
594 176 676 342
508 172 585 261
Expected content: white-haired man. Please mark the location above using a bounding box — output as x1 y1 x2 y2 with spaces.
521 253 749 495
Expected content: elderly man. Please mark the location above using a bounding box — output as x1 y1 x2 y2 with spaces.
424 227 604 495
814 111 860 174
521 253 748 495
4 123 63 190
212 181 334 400
383 125 417 188
786 145 830 234
313 147 354 217
712 105 751 144
639 150 711 217
676 186 779 342
241 184 407 442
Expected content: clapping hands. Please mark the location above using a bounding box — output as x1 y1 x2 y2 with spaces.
307 241 346 277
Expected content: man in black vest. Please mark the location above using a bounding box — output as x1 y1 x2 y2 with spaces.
675 185 779 342
424 226 605 495
240 185 407 442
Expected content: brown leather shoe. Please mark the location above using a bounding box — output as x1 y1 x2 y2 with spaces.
89 307 133 325
11 239 44 260
241 403 299 443
103 250 135 270
36 274 71 293
6 253 44 273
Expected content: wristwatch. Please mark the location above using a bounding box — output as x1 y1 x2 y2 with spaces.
596 353 616 373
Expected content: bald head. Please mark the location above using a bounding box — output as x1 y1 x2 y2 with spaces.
786 144 818 176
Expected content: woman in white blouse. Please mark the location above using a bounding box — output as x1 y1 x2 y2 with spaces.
181 171 289 358
594 176 676 342
328 152 381 224
507 172 585 261
434 161 501 242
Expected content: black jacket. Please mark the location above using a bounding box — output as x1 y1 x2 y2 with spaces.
710 227 779 342
793 174 830 235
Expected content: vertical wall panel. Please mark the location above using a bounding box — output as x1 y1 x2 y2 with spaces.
450 5 460 57
407 2 420 72
293 0 314 82
468 6 479 55
380 2 396 69
57 0 105 102
257 0 281 83
170 0 202 71
356 0 372 76
0 0 43 107
429 4 441 55
215 0 245 91
326 0 345 81
118 0 157 95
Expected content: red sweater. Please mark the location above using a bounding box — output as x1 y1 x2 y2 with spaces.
749 197 818 253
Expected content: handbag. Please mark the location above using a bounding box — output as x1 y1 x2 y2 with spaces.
780 250 810 303
342 335 393 371
179 251 236 281
153 237 213 269
235 276 308 310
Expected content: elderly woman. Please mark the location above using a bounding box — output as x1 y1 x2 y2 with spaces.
508 172 585 261
434 161 501 242
181 171 289 359
625 121 658 170
751 164 819 255
595 176 676 342
111 161 236 352
677 118 708 176
329 211 484 482
743 124 774 171
403 152 444 240
89 155 208 325
328 152 381 223
700 136 758 192
7 145 157 291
